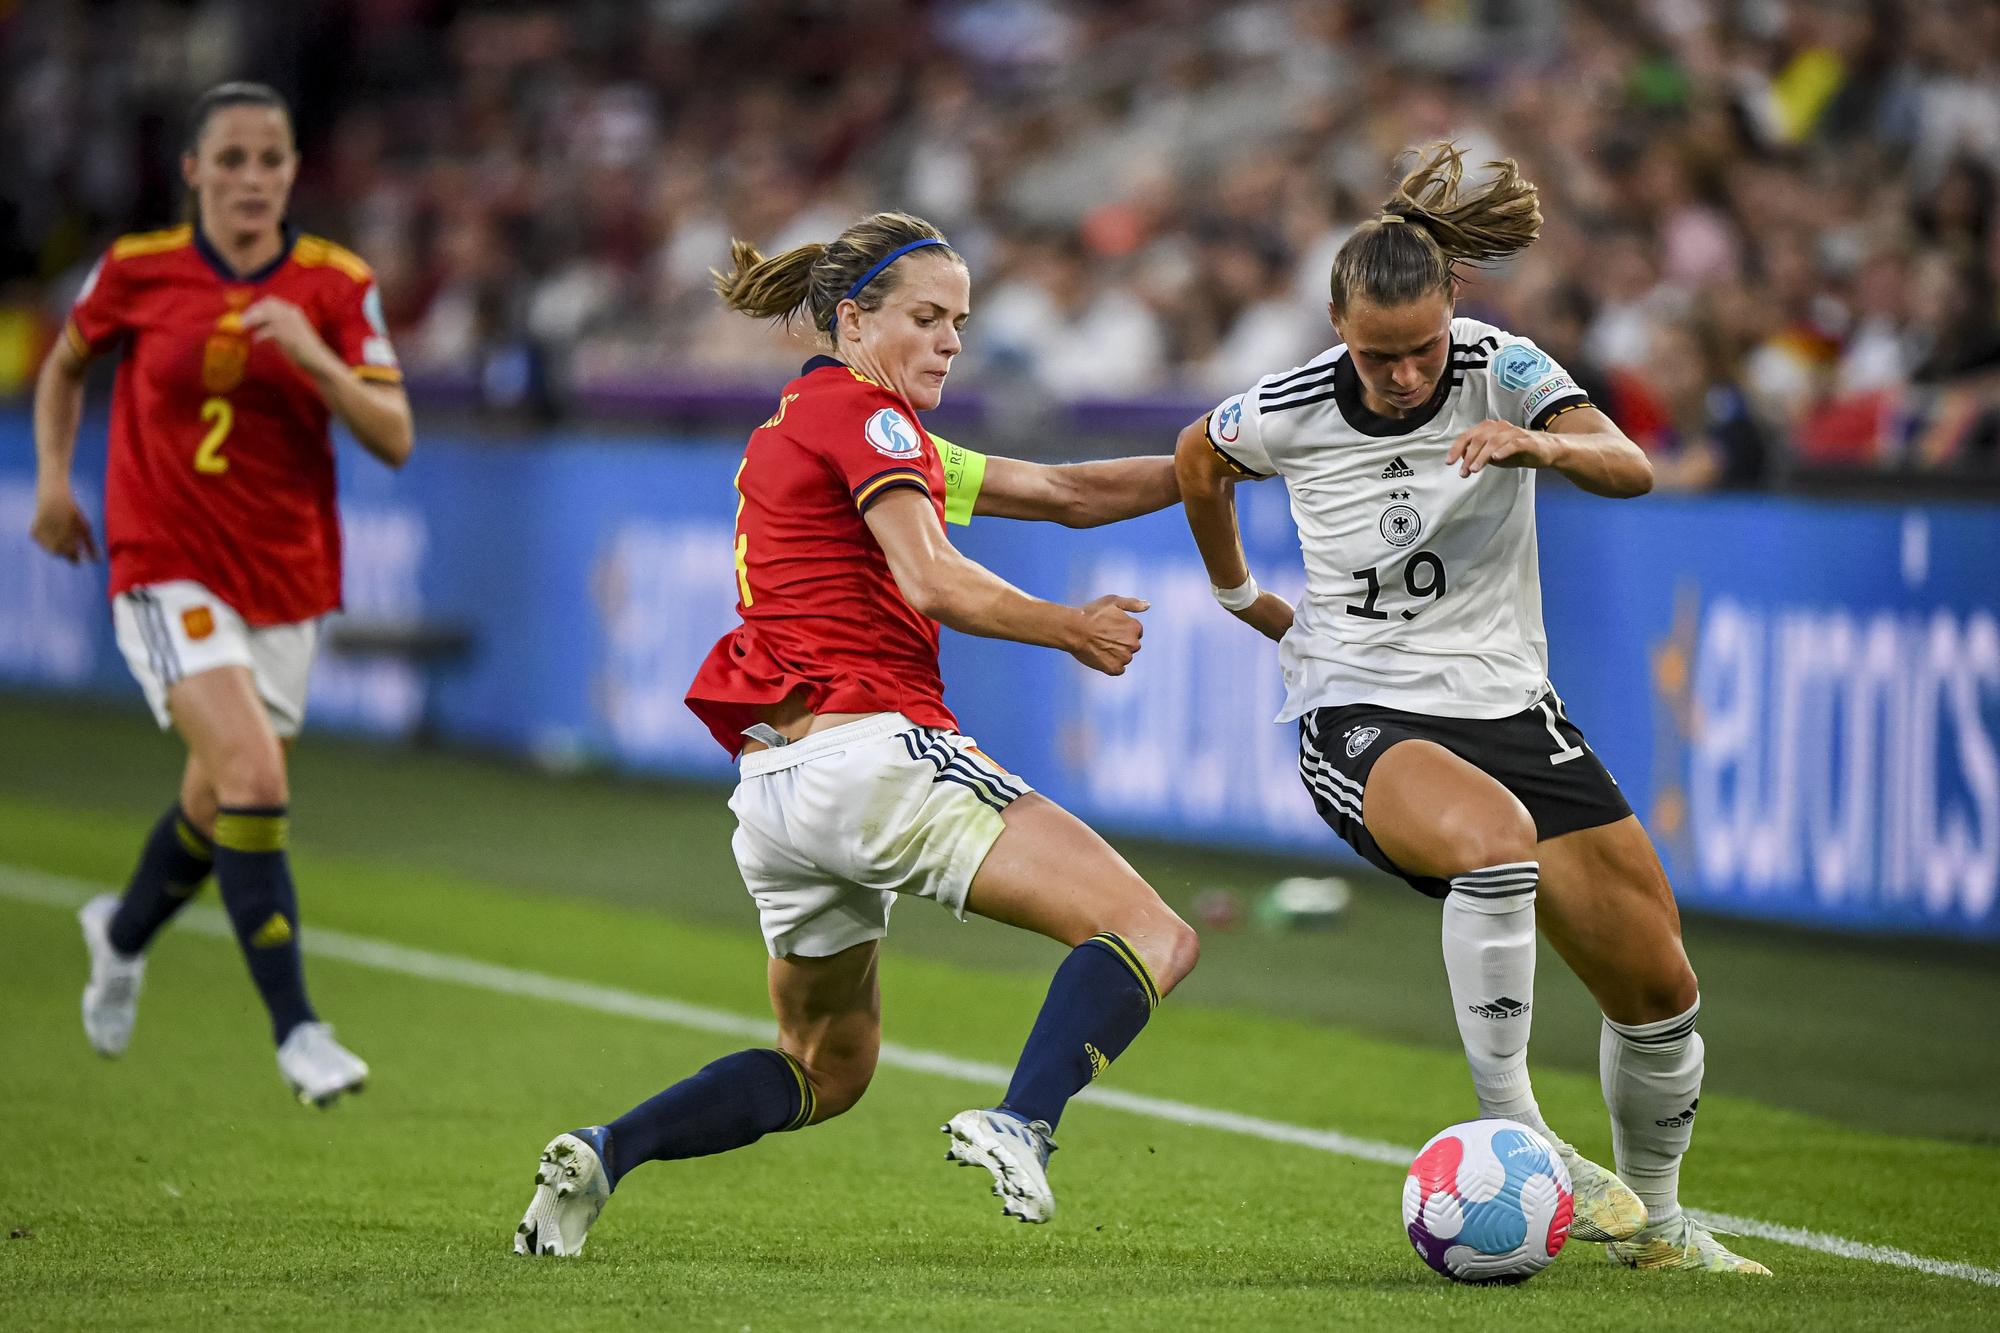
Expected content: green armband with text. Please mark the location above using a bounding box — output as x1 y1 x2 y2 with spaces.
936 436 987 526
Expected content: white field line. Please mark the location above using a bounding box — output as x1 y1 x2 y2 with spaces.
5 863 1996 1290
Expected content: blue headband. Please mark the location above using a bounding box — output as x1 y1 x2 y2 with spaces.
824 237 949 329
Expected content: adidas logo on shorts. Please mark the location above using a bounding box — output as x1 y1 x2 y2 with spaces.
1466 996 1530 1020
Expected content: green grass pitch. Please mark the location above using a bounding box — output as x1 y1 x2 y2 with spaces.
2 696 1998 1330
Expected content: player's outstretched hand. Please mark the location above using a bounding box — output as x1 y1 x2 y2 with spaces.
29 487 99 563
1235 590 1295 642
1447 419 1560 478
243 296 336 375
1071 595 1148 675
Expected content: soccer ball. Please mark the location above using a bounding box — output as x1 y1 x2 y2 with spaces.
1402 1118 1574 1284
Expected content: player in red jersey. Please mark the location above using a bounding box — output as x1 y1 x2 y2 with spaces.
516 212 1197 1253
29 83 413 1106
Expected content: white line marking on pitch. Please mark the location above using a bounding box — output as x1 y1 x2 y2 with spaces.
5 864 1996 1289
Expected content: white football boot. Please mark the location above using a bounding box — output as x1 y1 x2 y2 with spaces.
515 1129 614 1256
79 894 146 1057
1550 1139 1648 1242
942 1108 1057 1224
1608 1213 1773 1275
275 1021 369 1107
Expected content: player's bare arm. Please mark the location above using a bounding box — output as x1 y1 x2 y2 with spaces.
1173 416 1294 641
242 295 413 469
973 453 1179 527
1446 406 1652 498
28 329 99 563
864 488 1146 675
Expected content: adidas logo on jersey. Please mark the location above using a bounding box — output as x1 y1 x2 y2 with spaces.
1380 456 1415 479
1466 996 1530 1021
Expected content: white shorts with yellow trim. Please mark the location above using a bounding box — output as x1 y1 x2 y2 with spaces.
112 580 321 738
730 712 1032 959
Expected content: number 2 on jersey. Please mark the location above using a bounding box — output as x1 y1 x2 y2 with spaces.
195 397 233 475
731 457 754 607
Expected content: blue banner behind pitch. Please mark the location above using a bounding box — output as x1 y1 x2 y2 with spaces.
3 412 1994 939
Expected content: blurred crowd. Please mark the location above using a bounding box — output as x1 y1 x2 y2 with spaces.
4 0 1999 484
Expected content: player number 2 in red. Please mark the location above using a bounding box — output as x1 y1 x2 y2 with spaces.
195 396 234 475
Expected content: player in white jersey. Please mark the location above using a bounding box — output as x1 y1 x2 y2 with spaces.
1177 143 1768 1276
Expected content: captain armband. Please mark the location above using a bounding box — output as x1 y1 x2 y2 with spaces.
934 435 987 526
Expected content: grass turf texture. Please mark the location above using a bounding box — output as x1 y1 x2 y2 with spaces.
3 696 1999 1329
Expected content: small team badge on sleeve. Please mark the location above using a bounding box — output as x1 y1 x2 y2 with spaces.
864 406 922 459
1212 397 1244 443
1494 344 1554 391
361 285 399 368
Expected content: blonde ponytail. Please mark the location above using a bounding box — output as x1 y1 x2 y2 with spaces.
1331 142 1543 311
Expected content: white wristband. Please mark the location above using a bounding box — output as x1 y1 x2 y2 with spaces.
1212 573 1260 612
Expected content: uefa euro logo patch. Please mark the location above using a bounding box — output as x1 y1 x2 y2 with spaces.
864 407 922 459
1214 398 1243 443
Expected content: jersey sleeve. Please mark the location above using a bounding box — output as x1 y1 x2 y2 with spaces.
1489 337 1592 431
63 251 132 358
1204 390 1276 478
933 435 986 526
329 277 403 384
808 384 937 515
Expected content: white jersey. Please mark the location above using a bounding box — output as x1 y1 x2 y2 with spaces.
1206 317 1594 721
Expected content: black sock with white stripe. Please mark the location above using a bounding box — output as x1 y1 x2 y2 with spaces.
1443 862 1554 1140
1601 997 1703 1226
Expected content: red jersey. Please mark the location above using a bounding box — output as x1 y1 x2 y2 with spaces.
65 224 403 626
686 357 971 755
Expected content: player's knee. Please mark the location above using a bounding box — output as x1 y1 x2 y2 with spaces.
1605 962 1700 1027
210 739 288 808
176 782 220 837
1434 800 1537 877
1102 902 1199 996
803 1061 874 1123
1153 916 1200 996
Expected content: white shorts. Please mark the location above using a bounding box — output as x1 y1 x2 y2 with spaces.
730 712 1033 958
112 580 321 738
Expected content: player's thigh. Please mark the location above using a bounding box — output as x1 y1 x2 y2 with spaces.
963 793 1197 995
1534 815 1698 1025
1363 739 1538 881
768 940 882 1120
167 666 289 807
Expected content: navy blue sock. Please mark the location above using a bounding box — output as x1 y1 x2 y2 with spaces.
600 1048 813 1189
108 805 215 955
1001 933 1159 1131
212 805 317 1044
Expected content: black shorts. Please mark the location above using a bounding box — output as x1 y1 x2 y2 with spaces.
1297 690 1633 899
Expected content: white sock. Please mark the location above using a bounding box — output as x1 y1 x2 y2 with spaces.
1601 996 1703 1226
1442 863 1553 1142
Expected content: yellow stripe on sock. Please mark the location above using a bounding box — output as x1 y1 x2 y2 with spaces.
777 1050 816 1131
174 818 212 860
213 812 289 853
1089 933 1161 1008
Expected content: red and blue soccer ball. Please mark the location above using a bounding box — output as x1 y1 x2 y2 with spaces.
1402 1118 1575 1283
